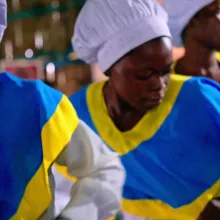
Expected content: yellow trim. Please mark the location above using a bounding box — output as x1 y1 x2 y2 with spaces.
54 164 77 182
87 74 190 156
12 95 79 219
122 178 220 220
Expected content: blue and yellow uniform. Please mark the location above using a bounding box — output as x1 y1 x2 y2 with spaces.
0 72 79 220
69 74 220 220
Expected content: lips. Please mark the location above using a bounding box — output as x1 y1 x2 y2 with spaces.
140 97 163 106
139 90 166 106
147 97 163 105
150 90 165 101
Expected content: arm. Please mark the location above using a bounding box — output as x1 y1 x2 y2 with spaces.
55 120 125 220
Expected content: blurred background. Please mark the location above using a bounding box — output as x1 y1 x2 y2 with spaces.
1 0 185 96
2 0 91 95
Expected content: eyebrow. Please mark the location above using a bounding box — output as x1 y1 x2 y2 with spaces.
136 63 172 73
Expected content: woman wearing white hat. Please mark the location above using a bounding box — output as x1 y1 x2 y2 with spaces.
162 0 220 82
69 0 220 219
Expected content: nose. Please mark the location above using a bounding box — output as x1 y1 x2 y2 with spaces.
150 74 167 91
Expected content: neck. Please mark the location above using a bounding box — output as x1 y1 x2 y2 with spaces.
175 37 220 81
103 80 145 131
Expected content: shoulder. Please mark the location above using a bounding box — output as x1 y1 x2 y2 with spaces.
0 72 62 104
0 72 76 127
181 76 220 106
0 72 38 93
69 85 89 107
0 73 41 121
34 80 79 133
170 74 220 107
69 82 106 118
176 76 220 126
69 81 106 104
34 79 63 125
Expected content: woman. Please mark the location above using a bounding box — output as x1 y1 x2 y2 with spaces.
163 0 220 82
70 0 220 219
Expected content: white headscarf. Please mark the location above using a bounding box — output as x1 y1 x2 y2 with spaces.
162 0 214 47
72 0 171 73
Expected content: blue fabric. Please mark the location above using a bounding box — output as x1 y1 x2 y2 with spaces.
0 73 62 219
121 77 220 207
69 77 220 208
69 85 98 134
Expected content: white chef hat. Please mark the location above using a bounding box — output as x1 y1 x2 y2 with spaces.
0 0 7 42
72 0 171 73
162 0 214 47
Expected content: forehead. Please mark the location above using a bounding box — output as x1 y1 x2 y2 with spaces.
126 37 173 71
199 0 220 13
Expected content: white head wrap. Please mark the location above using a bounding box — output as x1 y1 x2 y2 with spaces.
72 0 171 73
162 0 214 47
0 0 7 42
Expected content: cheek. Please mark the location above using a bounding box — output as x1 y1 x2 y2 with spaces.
164 74 171 85
205 17 220 41
213 16 220 39
112 74 135 97
114 76 144 102
145 74 170 89
217 12 220 21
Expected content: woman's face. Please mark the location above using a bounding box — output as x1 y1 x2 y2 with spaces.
108 37 173 113
192 0 220 50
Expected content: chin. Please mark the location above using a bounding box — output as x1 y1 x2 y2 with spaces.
148 103 161 110
137 102 161 113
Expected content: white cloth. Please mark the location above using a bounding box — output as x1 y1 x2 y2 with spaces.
52 167 73 216
0 0 7 42
72 0 171 73
40 120 125 220
162 0 213 47
123 212 150 220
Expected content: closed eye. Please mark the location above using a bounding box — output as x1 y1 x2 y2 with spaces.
136 74 153 81
136 70 170 81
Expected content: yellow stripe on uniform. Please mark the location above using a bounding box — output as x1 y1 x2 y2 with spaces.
121 178 220 220
12 95 79 219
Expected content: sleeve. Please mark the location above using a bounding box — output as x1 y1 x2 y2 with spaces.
55 120 125 220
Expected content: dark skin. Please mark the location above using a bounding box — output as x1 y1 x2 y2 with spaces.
175 0 220 82
103 37 173 131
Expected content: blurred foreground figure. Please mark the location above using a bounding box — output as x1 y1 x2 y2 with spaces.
163 0 220 82
0 1 125 219
67 0 220 219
